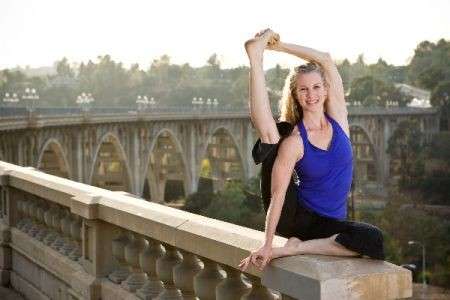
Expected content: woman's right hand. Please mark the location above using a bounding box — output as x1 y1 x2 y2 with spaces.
238 244 273 272
244 28 280 59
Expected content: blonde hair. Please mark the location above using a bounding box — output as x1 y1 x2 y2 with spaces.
278 62 327 124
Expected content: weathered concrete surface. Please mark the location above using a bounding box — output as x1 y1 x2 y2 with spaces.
0 286 25 300
262 255 412 300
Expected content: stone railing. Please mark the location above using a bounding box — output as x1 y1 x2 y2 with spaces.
0 160 412 299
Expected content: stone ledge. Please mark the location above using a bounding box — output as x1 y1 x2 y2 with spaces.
11 271 49 300
100 278 140 300
262 255 412 300
10 228 99 299
0 161 413 299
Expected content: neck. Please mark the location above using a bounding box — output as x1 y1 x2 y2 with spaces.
302 110 327 130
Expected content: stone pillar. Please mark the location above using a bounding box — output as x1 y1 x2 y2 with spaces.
173 250 202 299
108 229 131 284
43 204 58 246
121 233 148 292
241 275 277 300
0 170 12 286
216 265 251 300
194 258 225 300
381 118 391 191
81 219 119 278
130 130 141 195
73 131 84 183
136 238 164 300
187 124 199 194
68 215 82 261
155 244 183 299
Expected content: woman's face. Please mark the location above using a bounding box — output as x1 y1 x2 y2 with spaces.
295 71 328 112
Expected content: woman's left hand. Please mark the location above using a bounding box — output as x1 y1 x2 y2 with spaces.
238 244 273 272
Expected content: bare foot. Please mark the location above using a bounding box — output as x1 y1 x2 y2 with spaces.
284 237 302 248
271 245 298 259
244 29 280 58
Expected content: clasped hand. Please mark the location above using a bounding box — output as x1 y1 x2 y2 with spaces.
238 244 273 272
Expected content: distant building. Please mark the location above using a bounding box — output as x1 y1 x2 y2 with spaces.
395 83 432 108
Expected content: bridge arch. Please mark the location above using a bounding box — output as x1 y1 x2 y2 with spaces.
36 138 72 179
198 126 246 192
141 128 191 203
88 132 133 193
349 124 381 193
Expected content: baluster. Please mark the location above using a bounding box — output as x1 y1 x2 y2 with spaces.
43 205 58 245
27 200 40 237
50 206 65 250
173 250 202 300
21 200 33 232
108 230 131 284
121 233 148 292
16 199 26 229
136 238 164 300
68 215 82 261
241 275 278 300
35 200 49 241
155 244 182 300
194 258 225 300
216 265 250 300
59 209 75 256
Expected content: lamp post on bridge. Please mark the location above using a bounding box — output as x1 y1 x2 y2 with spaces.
192 97 204 112
136 95 149 113
192 97 218 113
408 240 427 291
22 88 39 115
76 93 94 118
2 92 20 108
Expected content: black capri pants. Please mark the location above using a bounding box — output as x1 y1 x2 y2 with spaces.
253 122 385 260
274 180 385 260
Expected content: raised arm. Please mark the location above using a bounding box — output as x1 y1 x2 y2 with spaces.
244 29 281 144
272 42 349 136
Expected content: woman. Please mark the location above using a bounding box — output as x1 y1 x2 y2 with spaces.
238 29 384 272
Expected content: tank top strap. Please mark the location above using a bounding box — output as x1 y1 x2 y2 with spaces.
296 121 308 151
324 112 336 129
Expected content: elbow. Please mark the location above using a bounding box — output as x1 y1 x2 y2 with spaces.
321 52 334 65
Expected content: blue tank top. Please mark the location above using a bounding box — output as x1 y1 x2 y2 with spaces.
294 113 353 220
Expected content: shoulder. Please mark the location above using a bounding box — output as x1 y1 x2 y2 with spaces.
278 126 304 162
327 112 350 138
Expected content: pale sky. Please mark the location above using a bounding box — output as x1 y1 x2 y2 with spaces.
0 0 449 70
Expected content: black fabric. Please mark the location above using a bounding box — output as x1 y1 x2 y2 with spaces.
252 122 385 260
251 122 297 237
291 203 385 260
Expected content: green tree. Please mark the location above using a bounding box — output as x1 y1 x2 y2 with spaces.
408 39 450 90
387 120 425 190
430 81 450 130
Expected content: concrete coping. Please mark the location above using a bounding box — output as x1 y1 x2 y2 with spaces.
0 161 412 299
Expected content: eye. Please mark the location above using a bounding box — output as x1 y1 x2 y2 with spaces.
314 85 321 89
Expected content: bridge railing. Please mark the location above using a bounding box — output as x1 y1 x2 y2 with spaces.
0 104 438 118
0 105 249 118
0 160 412 299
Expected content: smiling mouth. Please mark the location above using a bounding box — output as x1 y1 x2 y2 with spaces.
306 99 319 105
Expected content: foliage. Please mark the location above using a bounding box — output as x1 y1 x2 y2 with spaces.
358 193 450 287
182 178 265 230
407 39 450 90
348 76 412 106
